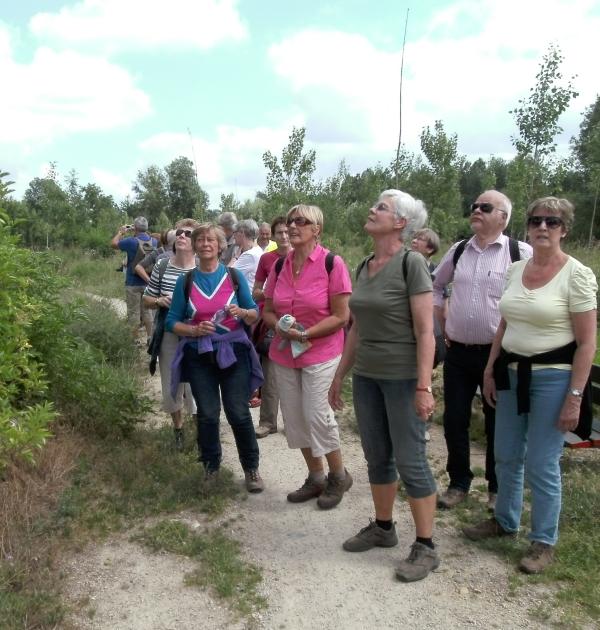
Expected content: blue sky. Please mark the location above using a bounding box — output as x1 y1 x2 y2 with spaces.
1 0 598 207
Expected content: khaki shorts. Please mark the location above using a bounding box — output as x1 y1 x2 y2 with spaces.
125 285 153 331
274 356 341 458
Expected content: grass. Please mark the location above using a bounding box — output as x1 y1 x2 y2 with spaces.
56 247 125 299
134 520 266 618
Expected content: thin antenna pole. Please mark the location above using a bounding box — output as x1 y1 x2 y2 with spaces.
187 127 199 184
395 8 409 188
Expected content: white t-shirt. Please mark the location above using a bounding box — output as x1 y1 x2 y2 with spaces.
500 256 597 362
233 244 263 288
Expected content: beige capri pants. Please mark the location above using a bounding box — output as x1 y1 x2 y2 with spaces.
159 331 196 415
273 355 341 458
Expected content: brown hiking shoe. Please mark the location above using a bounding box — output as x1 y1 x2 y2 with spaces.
244 469 265 493
316 469 353 510
462 517 517 541
437 487 468 509
287 478 326 503
519 542 554 574
395 542 440 582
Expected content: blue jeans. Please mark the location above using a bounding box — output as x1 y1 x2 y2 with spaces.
494 368 569 546
352 374 436 499
184 343 259 472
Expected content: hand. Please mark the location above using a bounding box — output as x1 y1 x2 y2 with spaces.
191 320 215 337
482 372 497 409
227 304 247 320
276 323 296 341
415 390 434 422
157 295 172 309
328 376 344 411
557 395 581 432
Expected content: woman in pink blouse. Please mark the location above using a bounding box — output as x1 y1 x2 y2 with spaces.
262 204 352 509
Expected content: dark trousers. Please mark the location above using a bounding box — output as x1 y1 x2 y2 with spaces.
442 342 497 493
184 343 259 472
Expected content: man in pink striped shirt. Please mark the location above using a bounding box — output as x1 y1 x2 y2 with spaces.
432 190 532 511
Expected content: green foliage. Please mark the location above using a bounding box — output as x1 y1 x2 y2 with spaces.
131 164 169 226
166 155 209 218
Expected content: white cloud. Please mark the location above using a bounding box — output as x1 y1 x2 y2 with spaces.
0 24 151 148
29 0 247 53
91 168 133 200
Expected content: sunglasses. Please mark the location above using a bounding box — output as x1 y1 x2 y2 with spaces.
175 228 193 237
286 216 313 227
470 202 496 213
527 216 563 229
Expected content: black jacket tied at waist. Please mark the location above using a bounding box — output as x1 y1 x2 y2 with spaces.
493 340 592 439
147 306 168 375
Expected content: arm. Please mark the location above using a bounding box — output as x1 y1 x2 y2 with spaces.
252 279 265 303
135 251 157 283
557 310 597 432
227 271 259 326
262 297 278 330
482 318 507 408
410 291 435 421
111 226 130 249
328 320 358 411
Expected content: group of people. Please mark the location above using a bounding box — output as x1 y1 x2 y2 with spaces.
111 188 597 583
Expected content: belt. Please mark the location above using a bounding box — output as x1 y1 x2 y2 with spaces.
448 340 492 351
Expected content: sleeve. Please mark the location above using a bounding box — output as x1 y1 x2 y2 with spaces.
328 255 352 296
233 251 255 282
165 272 188 332
518 241 533 260
255 255 269 283
235 273 258 310
432 242 460 307
117 236 136 254
144 262 162 298
139 250 158 271
569 263 598 313
263 265 278 299
406 253 433 295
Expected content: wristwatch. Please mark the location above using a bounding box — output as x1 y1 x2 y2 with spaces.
569 388 583 398
416 385 432 393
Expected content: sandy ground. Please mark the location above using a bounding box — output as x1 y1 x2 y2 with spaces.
63 297 557 629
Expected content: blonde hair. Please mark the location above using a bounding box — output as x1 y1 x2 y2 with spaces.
527 197 574 231
287 204 323 234
191 223 228 255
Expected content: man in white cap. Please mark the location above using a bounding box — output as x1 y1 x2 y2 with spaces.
432 191 532 511
111 216 158 341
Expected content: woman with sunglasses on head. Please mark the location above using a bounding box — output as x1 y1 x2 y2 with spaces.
329 190 440 583
463 197 597 575
262 204 352 509
166 223 265 493
144 219 200 450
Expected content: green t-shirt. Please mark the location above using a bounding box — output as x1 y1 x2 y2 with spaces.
349 249 432 380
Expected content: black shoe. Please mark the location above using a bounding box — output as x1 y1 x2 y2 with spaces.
174 428 184 452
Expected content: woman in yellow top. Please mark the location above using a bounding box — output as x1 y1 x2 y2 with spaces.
463 197 597 575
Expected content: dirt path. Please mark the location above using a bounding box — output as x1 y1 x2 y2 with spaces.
64 297 553 629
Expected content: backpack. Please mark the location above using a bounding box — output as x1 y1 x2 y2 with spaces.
452 236 520 267
355 251 445 369
131 236 158 276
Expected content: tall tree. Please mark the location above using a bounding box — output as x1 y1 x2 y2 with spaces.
165 156 209 219
131 165 169 227
24 176 72 247
509 44 578 201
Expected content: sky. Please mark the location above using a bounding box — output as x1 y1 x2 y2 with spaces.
1 0 599 207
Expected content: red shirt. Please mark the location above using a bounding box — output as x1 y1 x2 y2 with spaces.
255 250 281 284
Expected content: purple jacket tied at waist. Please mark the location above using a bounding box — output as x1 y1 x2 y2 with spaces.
170 327 263 399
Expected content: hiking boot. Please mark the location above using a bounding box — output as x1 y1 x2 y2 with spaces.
287 478 326 503
255 425 277 439
487 492 497 513
437 487 468 509
203 467 219 488
462 517 516 541
244 469 265 493
316 469 353 510
174 427 184 452
519 542 554 574
395 542 440 582
343 519 399 552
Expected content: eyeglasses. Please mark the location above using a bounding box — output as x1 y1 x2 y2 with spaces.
286 216 313 227
175 229 193 238
470 202 496 213
373 202 393 212
527 216 563 229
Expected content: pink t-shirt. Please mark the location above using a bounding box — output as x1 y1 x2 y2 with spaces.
264 244 352 368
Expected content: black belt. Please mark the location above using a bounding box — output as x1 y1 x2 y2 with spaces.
448 340 492 351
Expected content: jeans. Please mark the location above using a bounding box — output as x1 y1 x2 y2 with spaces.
352 374 436 499
184 343 259 472
494 368 569 546
443 342 497 493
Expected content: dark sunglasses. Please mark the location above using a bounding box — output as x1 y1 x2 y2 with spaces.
175 228 193 237
470 202 496 213
527 216 563 229
286 216 313 227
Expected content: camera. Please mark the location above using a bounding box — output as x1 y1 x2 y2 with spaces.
124 224 133 230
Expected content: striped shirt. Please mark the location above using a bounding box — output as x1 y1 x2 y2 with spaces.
144 260 196 299
432 234 532 344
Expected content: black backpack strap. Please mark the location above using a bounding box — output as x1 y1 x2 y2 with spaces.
401 250 411 283
508 237 520 262
274 256 285 277
325 251 335 275
355 255 372 281
452 238 469 268
183 269 194 302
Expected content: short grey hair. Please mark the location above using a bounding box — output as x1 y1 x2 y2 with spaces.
217 212 237 230
134 216 148 231
235 218 259 240
379 189 427 238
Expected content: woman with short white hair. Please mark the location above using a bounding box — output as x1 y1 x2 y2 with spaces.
231 219 263 287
